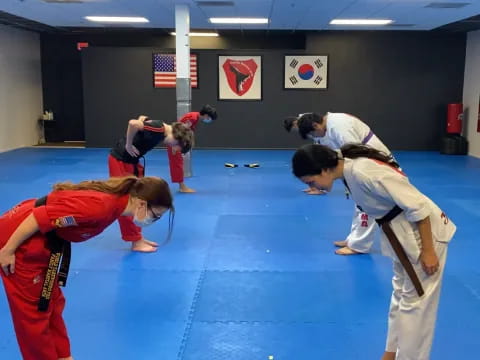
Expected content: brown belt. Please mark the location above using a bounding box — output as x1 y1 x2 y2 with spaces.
376 206 424 297
34 196 71 312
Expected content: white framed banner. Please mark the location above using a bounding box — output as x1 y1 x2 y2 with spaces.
284 55 328 89
218 55 262 100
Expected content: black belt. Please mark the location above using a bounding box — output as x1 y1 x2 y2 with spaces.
375 206 425 297
134 156 146 177
117 155 146 177
34 196 71 312
376 205 403 226
343 177 423 296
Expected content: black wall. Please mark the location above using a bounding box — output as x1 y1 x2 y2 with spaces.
43 30 466 150
41 35 85 142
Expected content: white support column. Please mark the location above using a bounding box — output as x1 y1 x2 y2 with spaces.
175 4 191 119
175 4 193 177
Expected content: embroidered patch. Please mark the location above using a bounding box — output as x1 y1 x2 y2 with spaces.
54 216 77 228
360 213 369 227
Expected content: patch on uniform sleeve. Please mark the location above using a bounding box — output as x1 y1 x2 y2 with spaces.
53 216 78 228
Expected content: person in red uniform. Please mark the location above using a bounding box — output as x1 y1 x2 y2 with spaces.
0 176 174 360
168 104 217 193
109 115 193 252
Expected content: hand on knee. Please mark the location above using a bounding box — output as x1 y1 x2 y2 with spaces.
381 351 396 360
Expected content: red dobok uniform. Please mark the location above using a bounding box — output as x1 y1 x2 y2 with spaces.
0 190 128 360
109 120 165 241
168 112 200 183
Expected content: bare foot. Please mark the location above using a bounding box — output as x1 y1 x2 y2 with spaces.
131 239 157 253
179 183 196 193
142 238 158 247
381 351 396 360
333 240 348 247
305 188 326 195
335 246 361 256
58 357 74 360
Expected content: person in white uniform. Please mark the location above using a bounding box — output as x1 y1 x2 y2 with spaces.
297 112 394 255
292 143 455 360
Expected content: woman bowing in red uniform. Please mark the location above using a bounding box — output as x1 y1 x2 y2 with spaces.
0 176 173 360
167 104 217 193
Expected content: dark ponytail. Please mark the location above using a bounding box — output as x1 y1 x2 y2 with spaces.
283 116 298 133
340 144 398 168
292 143 398 178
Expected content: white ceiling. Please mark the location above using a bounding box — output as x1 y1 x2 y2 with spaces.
0 0 479 31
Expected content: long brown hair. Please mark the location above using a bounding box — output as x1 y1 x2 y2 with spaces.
172 122 194 154
53 176 175 242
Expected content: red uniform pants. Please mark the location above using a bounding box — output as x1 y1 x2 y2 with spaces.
2 271 70 360
167 145 184 183
108 154 144 241
0 202 70 360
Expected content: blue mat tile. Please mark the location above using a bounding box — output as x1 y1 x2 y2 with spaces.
183 322 357 360
0 148 479 360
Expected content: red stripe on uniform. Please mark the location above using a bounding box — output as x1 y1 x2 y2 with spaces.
371 159 406 176
143 125 165 133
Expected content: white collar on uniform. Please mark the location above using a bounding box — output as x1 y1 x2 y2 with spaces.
342 158 354 184
335 149 343 160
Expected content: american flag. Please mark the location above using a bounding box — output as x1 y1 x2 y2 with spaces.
153 53 198 88
54 216 77 228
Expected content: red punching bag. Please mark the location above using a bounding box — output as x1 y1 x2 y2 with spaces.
446 103 463 134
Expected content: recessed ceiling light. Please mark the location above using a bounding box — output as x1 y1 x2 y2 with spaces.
209 17 269 24
425 2 470 9
85 16 149 23
330 19 393 25
170 32 219 37
43 0 85 3
195 1 234 6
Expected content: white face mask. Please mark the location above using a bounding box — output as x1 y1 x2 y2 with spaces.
133 206 154 227
202 117 213 124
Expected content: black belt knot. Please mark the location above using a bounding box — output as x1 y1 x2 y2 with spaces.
376 205 403 226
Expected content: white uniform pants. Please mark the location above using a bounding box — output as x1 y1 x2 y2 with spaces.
386 241 448 360
346 205 376 253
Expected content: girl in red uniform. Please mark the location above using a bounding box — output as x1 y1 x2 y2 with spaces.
167 104 217 193
0 176 173 360
109 115 192 252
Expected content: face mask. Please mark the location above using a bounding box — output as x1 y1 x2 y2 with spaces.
133 206 154 227
202 117 213 124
